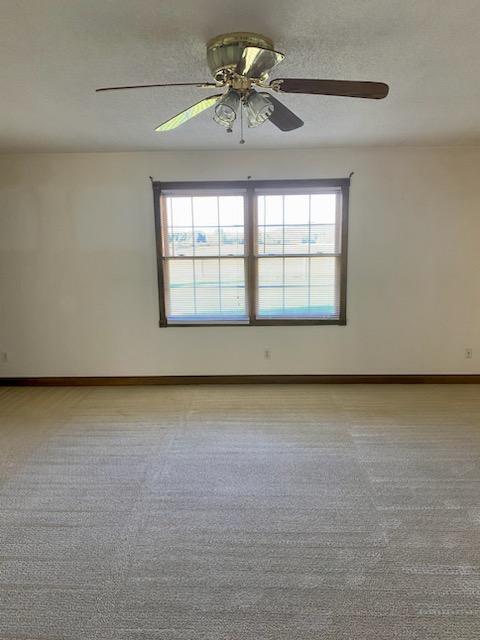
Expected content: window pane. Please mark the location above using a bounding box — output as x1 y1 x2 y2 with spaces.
309 224 336 254
195 287 220 316
310 256 337 285
257 257 338 319
284 285 309 312
169 286 195 315
258 257 283 286
258 286 283 315
284 225 310 253
310 194 336 224
221 286 246 314
285 257 309 285
166 258 247 323
220 226 244 255
219 196 244 226
192 196 218 227
192 196 219 256
169 227 193 256
257 226 284 255
257 195 265 226
170 197 193 226
264 195 283 225
195 258 219 285
193 227 219 256
284 195 310 225
168 258 194 286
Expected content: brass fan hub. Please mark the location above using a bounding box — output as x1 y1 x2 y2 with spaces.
207 32 275 82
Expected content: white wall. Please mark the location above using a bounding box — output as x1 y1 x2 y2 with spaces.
0 147 479 376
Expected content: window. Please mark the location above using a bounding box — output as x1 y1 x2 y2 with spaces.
153 179 349 326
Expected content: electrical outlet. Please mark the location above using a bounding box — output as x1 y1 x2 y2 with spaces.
465 348 473 359
0 352 7 363
264 348 271 360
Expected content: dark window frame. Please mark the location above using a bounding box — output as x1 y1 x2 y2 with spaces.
152 178 349 327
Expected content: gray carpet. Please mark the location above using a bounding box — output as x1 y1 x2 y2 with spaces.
1 384 480 639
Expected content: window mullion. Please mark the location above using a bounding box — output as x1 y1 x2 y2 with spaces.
246 187 256 324
282 196 285 314
308 194 312 313
217 196 222 315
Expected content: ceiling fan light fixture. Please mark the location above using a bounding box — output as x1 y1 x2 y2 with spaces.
213 88 240 127
96 32 389 140
245 89 274 127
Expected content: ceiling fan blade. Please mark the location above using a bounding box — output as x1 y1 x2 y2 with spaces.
271 78 389 99
236 46 285 78
262 94 303 131
155 94 222 132
96 81 218 93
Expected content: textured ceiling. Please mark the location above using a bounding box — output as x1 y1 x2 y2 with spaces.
1 0 479 151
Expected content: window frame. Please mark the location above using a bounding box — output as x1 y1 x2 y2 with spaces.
153 178 349 327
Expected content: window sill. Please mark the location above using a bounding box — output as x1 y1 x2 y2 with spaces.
161 318 346 327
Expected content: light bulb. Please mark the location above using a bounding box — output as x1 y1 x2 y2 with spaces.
245 89 274 128
213 89 240 127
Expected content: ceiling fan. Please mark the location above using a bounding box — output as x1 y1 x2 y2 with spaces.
96 32 389 142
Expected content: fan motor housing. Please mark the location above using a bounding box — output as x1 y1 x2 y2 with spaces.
207 32 274 81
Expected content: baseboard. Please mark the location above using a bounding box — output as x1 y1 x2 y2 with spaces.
1 374 480 386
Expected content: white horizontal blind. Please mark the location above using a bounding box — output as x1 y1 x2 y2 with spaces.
255 191 341 319
162 193 248 323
